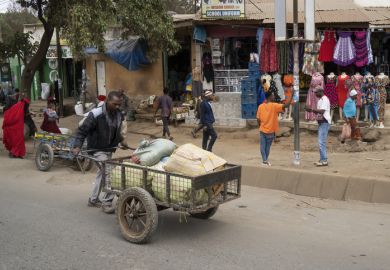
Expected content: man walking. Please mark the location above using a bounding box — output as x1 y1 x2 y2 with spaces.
200 90 217 152
343 89 361 141
257 91 292 166
72 91 138 208
155 87 173 140
305 87 331 167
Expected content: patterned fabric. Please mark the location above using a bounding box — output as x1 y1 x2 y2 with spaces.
367 30 374 65
273 73 285 101
324 75 338 109
277 42 290 74
288 42 304 73
375 75 389 123
319 31 336 62
337 75 350 108
302 41 324 76
260 29 278 73
351 74 364 107
333 32 356 67
354 31 368 67
305 73 324 121
269 80 281 103
283 74 294 104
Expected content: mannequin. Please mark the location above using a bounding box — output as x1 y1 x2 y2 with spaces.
364 72 374 121
351 72 364 121
283 74 294 121
324 72 338 124
305 72 324 123
337 72 349 121
375 72 390 128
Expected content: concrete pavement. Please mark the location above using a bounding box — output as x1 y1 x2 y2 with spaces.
1 155 390 270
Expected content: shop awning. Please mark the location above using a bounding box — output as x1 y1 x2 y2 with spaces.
85 38 150 71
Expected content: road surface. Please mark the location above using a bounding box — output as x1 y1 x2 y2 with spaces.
0 155 389 270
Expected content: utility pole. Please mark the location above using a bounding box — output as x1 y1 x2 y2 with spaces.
56 27 64 117
292 0 300 166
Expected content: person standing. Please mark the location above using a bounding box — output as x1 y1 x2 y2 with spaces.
305 87 331 167
155 87 173 140
72 91 139 208
200 90 217 152
343 89 361 140
257 91 292 166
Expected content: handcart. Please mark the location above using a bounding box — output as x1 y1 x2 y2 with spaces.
34 132 93 172
91 156 241 244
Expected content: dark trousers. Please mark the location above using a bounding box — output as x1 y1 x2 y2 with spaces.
162 116 170 137
202 124 217 152
260 132 275 162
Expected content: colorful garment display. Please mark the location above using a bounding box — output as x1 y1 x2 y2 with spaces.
302 38 324 76
337 74 350 108
375 75 390 123
333 32 356 67
351 73 364 107
305 72 324 121
273 73 285 101
288 42 304 73
319 31 336 62
260 29 278 73
367 30 374 65
354 31 368 67
324 75 338 110
283 74 294 104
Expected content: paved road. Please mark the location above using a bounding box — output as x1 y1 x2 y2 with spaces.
0 155 390 270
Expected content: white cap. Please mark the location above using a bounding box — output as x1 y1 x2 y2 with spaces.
205 90 213 97
350 89 358 97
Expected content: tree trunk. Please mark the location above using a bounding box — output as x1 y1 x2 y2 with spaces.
21 26 54 99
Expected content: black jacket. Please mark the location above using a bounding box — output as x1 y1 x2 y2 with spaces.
73 104 124 152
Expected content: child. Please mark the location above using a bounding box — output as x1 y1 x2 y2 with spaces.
41 101 61 134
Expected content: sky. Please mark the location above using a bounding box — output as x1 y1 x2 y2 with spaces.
0 0 11 13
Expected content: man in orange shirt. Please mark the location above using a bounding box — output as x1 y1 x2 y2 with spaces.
257 91 293 166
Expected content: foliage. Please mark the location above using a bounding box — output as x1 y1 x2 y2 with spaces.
0 10 38 42
162 0 197 14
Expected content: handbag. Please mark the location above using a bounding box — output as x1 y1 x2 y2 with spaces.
340 123 351 141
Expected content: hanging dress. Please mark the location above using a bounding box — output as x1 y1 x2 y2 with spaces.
375 75 390 123
277 42 290 74
260 29 278 73
351 74 364 108
283 74 294 105
302 39 324 76
333 32 356 67
305 73 324 121
337 75 350 108
367 30 374 65
324 75 338 110
273 73 285 101
354 31 368 68
319 31 336 62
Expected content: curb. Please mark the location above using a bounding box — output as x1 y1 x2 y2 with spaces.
242 165 390 204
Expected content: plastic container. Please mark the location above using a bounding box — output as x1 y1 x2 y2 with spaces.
242 104 258 119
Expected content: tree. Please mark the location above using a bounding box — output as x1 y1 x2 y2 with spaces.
163 0 197 14
16 0 180 98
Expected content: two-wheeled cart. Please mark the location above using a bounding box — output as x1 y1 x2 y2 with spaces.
95 156 241 244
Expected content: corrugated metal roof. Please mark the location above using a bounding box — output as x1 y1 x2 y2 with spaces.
172 14 196 23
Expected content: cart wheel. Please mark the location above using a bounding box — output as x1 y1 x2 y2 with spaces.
35 143 54 171
190 205 219 220
102 195 118 214
116 187 158 244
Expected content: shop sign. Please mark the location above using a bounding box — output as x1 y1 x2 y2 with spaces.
201 0 245 19
0 63 12 82
46 45 73 59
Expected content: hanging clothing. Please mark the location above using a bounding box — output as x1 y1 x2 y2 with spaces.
269 80 281 103
273 73 285 101
257 28 264 57
375 75 390 123
337 75 350 108
367 30 374 65
302 41 324 76
288 42 304 73
202 52 214 83
2 99 29 158
324 75 338 110
283 74 294 104
319 31 337 62
333 32 356 67
351 74 364 108
354 31 368 68
260 29 278 73
305 73 324 121
277 42 290 74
